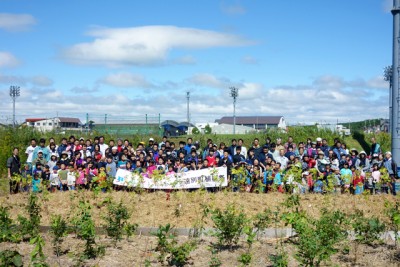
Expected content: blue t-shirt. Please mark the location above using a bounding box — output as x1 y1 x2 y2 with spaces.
32 178 41 192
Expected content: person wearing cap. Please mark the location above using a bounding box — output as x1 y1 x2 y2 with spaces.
358 151 370 173
316 151 328 174
49 166 60 192
34 150 48 168
316 137 322 149
32 138 51 163
384 151 398 195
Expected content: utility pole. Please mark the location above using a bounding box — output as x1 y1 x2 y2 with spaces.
392 0 400 164
186 91 190 126
9 86 20 128
86 113 89 133
230 86 239 135
384 65 393 132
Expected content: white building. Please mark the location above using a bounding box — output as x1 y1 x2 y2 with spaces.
25 117 82 132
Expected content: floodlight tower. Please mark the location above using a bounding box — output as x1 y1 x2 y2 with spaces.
392 0 400 163
9 85 20 128
230 86 239 135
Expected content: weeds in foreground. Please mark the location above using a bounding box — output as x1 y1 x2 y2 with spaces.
0 250 23 267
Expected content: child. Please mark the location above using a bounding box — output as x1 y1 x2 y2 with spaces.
106 156 117 178
75 165 86 189
67 165 76 191
21 164 31 192
166 165 176 176
313 177 324 193
272 163 284 193
58 163 68 191
351 166 364 195
371 163 381 194
50 166 61 192
32 173 41 193
340 162 352 193
263 163 273 193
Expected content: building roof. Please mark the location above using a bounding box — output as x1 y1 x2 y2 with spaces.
58 117 82 124
215 116 283 125
25 118 46 123
161 120 179 127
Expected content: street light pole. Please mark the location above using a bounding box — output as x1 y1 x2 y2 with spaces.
9 85 20 128
230 87 239 135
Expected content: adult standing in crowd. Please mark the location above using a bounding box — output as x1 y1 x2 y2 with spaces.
7 147 21 194
384 151 398 196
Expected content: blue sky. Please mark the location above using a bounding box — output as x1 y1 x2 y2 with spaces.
0 0 394 125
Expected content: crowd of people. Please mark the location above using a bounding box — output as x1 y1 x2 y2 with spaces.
5 134 398 195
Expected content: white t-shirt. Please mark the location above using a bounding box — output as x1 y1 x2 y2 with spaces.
50 172 60 186
67 171 76 186
99 144 109 156
25 145 36 163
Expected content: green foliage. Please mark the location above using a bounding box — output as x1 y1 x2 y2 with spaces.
50 215 68 256
253 208 272 238
153 223 196 266
385 200 400 247
283 208 348 267
0 250 23 267
192 127 200 135
73 200 105 259
208 247 222 267
351 210 386 246
210 203 248 248
30 234 49 267
269 249 288 267
103 201 132 244
18 193 41 240
204 124 212 134
0 206 20 243
238 252 252 266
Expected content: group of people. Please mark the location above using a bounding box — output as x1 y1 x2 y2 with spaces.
5 134 398 195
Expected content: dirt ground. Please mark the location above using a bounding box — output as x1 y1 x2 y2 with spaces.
1 233 399 267
1 191 400 266
0 191 398 227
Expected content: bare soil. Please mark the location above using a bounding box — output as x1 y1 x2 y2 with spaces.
1 191 400 266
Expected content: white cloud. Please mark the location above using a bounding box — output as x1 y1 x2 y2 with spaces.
0 13 36 31
0 73 53 86
0 52 20 68
99 72 154 88
0 73 389 125
62 25 253 67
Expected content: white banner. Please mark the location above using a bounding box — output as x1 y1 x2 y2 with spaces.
113 167 228 189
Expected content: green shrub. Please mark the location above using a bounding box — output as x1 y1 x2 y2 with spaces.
49 215 68 256
30 234 48 267
385 200 400 247
103 201 132 245
0 206 20 243
153 223 196 266
210 203 248 248
18 193 41 240
283 208 348 267
351 209 386 246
